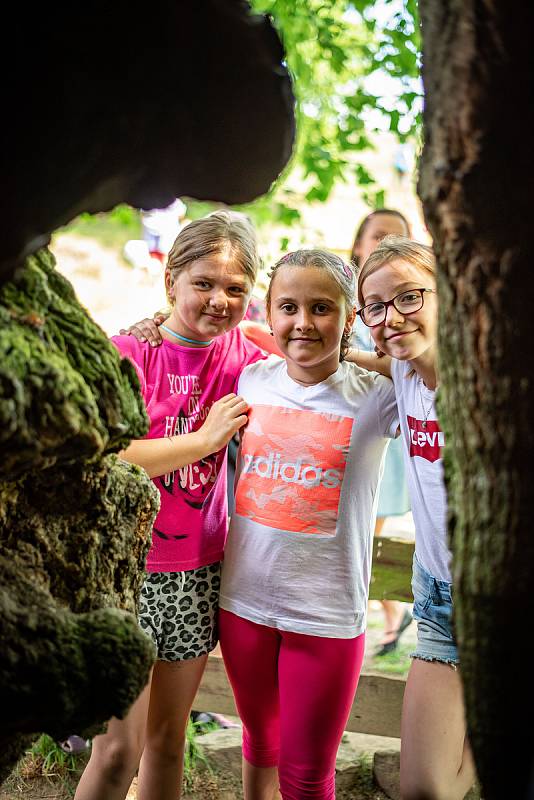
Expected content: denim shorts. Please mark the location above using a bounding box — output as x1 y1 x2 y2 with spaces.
410 554 458 666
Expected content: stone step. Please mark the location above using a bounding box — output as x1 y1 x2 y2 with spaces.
198 723 482 799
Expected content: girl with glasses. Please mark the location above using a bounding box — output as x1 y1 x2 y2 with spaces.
351 233 476 800
351 209 414 657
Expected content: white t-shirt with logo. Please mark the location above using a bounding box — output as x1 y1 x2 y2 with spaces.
219 357 399 639
391 358 451 582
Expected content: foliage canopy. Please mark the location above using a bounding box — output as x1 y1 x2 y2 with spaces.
189 0 422 227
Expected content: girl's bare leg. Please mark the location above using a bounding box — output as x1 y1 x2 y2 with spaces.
400 658 476 800
74 678 152 800
137 655 208 800
242 760 280 800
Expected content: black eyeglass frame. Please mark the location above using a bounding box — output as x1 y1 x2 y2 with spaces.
356 287 434 328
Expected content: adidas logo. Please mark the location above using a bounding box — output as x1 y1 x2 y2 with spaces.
241 451 342 488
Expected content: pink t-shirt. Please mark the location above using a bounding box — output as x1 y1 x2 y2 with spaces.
112 328 265 572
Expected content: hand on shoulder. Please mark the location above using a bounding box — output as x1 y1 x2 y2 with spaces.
118 313 166 346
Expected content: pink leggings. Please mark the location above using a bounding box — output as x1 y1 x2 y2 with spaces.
218 609 365 800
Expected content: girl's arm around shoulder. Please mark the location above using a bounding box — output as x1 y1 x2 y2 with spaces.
345 347 392 379
120 393 249 478
239 320 285 358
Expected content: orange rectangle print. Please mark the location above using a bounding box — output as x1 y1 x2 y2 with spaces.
235 405 353 535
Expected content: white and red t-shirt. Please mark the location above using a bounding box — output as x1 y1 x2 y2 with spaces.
112 328 265 573
391 358 451 582
219 357 399 638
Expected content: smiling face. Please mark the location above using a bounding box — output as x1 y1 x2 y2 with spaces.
360 258 437 364
268 265 355 385
166 249 252 344
353 212 410 267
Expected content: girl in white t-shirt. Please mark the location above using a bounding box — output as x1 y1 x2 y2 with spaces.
218 250 399 800
354 234 476 800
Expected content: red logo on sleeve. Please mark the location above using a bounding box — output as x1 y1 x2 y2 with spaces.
407 416 444 463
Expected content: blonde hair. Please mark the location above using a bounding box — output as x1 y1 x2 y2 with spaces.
266 249 355 361
357 234 436 307
166 210 260 286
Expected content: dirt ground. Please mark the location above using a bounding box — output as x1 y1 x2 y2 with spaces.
1 750 391 800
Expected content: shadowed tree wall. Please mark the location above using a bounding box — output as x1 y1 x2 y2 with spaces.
418 1 534 797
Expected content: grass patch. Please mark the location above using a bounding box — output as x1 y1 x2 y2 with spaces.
183 717 216 791
351 752 376 793
370 642 412 675
1 735 90 799
366 615 383 629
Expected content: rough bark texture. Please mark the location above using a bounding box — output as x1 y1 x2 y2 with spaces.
418 2 534 796
0 251 160 781
0 0 295 282
0 249 149 477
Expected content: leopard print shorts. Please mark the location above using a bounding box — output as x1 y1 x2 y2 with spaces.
138 562 221 661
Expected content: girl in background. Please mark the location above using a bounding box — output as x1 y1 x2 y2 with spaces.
354 234 475 799
351 209 413 655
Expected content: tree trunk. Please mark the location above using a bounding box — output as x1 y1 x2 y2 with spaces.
418 2 534 796
0 250 160 781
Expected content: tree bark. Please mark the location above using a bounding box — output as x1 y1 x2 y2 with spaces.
0 0 295 281
0 250 160 781
418 2 534 796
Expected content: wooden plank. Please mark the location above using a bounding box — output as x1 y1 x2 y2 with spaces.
346 672 404 737
196 654 404 738
195 654 238 717
369 536 414 602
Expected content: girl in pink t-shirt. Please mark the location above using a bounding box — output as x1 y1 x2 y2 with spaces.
75 211 265 800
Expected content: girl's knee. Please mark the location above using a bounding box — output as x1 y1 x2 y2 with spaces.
278 762 335 800
145 728 187 765
90 736 143 781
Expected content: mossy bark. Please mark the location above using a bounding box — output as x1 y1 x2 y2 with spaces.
418 2 534 796
0 249 159 782
0 248 148 478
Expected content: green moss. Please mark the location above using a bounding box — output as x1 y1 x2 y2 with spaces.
0 555 156 745
0 247 149 479
0 456 159 615
0 249 160 783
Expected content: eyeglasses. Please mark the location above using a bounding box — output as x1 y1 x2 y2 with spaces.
357 288 434 327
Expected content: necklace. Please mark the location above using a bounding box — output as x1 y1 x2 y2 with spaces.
418 378 434 429
160 324 213 347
